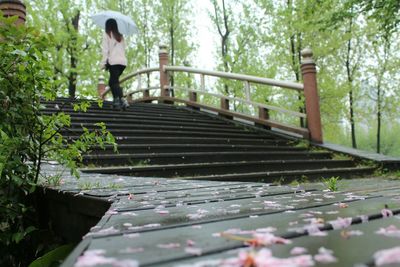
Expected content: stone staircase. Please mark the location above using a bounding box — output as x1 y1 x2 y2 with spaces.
42 98 375 183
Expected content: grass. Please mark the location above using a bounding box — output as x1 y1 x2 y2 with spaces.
374 168 400 180
331 153 353 160
40 173 64 187
289 175 309 187
107 182 122 189
322 176 340 192
294 140 310 148
78 181 101 190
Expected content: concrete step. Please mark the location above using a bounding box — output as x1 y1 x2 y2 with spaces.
81 159 356 177
82 151 333 166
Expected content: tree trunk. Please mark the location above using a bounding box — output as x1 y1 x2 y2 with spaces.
377 90 381 153
287 0 305 128
169 16 175 95
376 39 390 154
68 11 80 98
345 15 357 148
348 89 357 148
213 0 230 96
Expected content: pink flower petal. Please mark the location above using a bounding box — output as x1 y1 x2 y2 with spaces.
374 246 400 266
314 247 337 263
157 243 181 249
185 247 202 255
329 217 352 230
381 208 394 218
250 233 292 246
376 225 400 238
119 247 144 254
187 239 196 246
74 250 138 267
291 247 308 255
305 224 327 236
156 210 170 215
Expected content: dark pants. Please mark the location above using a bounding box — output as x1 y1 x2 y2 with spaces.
108 64 126 100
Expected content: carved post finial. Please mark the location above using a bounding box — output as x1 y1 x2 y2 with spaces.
0 0 26 25
301 48 323 143
97 75 106 100
301 48 314 64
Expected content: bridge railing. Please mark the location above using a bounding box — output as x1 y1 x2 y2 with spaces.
98 46 322 143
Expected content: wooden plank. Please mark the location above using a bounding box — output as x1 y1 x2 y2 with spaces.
164 210 400 267
64 196 400 266
90 190 380 236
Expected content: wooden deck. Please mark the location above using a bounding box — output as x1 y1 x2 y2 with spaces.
37 162 400 267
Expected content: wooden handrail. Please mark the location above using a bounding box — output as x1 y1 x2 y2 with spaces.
164 66 304 91
119 67 159 85
171 87 307 119
96 46 322 143
128 96 309 138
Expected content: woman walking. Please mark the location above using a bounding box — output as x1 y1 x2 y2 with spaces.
101 18 129 110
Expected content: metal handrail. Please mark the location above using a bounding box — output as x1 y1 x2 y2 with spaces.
164 66 304 91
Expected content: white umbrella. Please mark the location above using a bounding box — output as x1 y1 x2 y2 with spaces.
91 10 138 36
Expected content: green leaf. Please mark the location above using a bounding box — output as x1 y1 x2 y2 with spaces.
28 244 75 267
12 232 24 244
11 49 27 57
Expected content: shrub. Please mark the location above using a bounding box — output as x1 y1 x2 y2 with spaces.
0 15 115 266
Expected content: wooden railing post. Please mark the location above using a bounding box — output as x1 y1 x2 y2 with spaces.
255 107 271 130
0 0 26 26
220 97 233 119
159 45 169 98
97 75 106 100
301 48 323 143
187 91 199 110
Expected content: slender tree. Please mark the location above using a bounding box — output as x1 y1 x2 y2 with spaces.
156 0 195 91
210 0 233 95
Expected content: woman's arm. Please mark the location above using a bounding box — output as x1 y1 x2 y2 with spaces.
100 33 109 69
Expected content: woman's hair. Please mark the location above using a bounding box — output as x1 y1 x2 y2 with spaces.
105 19 123 42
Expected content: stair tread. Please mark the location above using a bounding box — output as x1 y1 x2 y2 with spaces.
42 98 376 182
83 150 331 158
179 166 376 180
81 159 354 171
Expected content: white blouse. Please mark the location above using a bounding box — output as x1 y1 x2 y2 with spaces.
101 32 127 67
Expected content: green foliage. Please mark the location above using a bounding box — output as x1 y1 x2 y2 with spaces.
294 140 310 148
78 181 101 190
107 182 122 189
0 17 116 266
331 153 353 160
343 0 400 34
290 175 309 187
40 173 64 187
28 244 75 267
323 176 340 192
